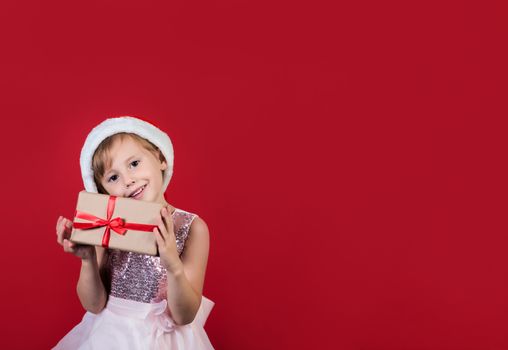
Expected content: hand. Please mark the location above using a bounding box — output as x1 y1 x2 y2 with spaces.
56 215 96 261
154 206 183 274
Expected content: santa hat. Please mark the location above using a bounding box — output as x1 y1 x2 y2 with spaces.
80 116 174 193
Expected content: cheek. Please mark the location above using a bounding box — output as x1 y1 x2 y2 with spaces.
103 182 119 195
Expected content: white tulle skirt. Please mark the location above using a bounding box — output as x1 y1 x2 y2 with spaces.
52 295 215 349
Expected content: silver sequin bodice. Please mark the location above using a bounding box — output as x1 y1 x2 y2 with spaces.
104 208 199 303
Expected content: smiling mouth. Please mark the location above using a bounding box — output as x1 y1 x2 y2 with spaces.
129 184 147 198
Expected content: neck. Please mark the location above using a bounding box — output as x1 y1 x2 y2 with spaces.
155 193 175 212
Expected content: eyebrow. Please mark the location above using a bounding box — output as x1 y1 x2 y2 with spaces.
104 155 138 177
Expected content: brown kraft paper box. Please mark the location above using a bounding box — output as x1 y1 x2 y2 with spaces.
70 190 163 256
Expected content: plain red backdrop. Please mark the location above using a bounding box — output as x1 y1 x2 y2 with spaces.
0 0 507 349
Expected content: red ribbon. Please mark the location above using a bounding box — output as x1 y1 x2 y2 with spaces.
73 195 158 248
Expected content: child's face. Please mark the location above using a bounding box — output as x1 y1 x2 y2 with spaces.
99 136 167 203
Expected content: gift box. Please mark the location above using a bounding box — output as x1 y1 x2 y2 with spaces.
70 190 163 256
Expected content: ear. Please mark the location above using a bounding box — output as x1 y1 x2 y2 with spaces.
154 149 167 171
160 159 168 171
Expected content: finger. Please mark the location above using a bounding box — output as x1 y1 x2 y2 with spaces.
161 207 174 234
162 206 173 219
166 206 174 223
59 220 68 242
160 207 169 227
63 239 75 253
58 217 70 233
62 218 73 238
56 219 66 244
65 238 75 248
163 206 172 218
154 227 165 246
157 216 168 240
64 219 73 234
57 216 64 233
56 216 62 231
62 217 72 229
57 232 63 246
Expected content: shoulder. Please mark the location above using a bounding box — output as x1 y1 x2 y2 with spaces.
173 208 209 243
174 208 207 232
179 213 210 258
182 210 209 240
189 216 209 237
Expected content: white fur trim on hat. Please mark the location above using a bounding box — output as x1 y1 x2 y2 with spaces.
80 116 174 193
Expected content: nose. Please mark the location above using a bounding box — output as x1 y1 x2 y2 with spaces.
125 179 136 188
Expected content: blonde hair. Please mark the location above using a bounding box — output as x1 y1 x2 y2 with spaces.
92 132 166 194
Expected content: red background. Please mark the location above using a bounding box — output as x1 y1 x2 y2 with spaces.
0 1 507 349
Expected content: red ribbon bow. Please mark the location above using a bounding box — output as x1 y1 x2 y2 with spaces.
73 195 158 248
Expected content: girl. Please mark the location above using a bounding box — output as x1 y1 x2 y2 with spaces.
53 116 215 349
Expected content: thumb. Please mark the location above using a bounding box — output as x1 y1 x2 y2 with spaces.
63 220 73 238
154 228 163 246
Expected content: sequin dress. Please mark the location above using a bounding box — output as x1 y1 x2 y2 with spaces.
52 208 215 350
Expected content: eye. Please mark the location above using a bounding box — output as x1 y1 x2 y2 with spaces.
130 160 140 168
107 174 118 183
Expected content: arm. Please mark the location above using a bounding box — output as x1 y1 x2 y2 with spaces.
76 246 109 314
165 217 210 325
57 216 109 314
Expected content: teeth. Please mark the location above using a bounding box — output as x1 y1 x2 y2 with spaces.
131 185 145 197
